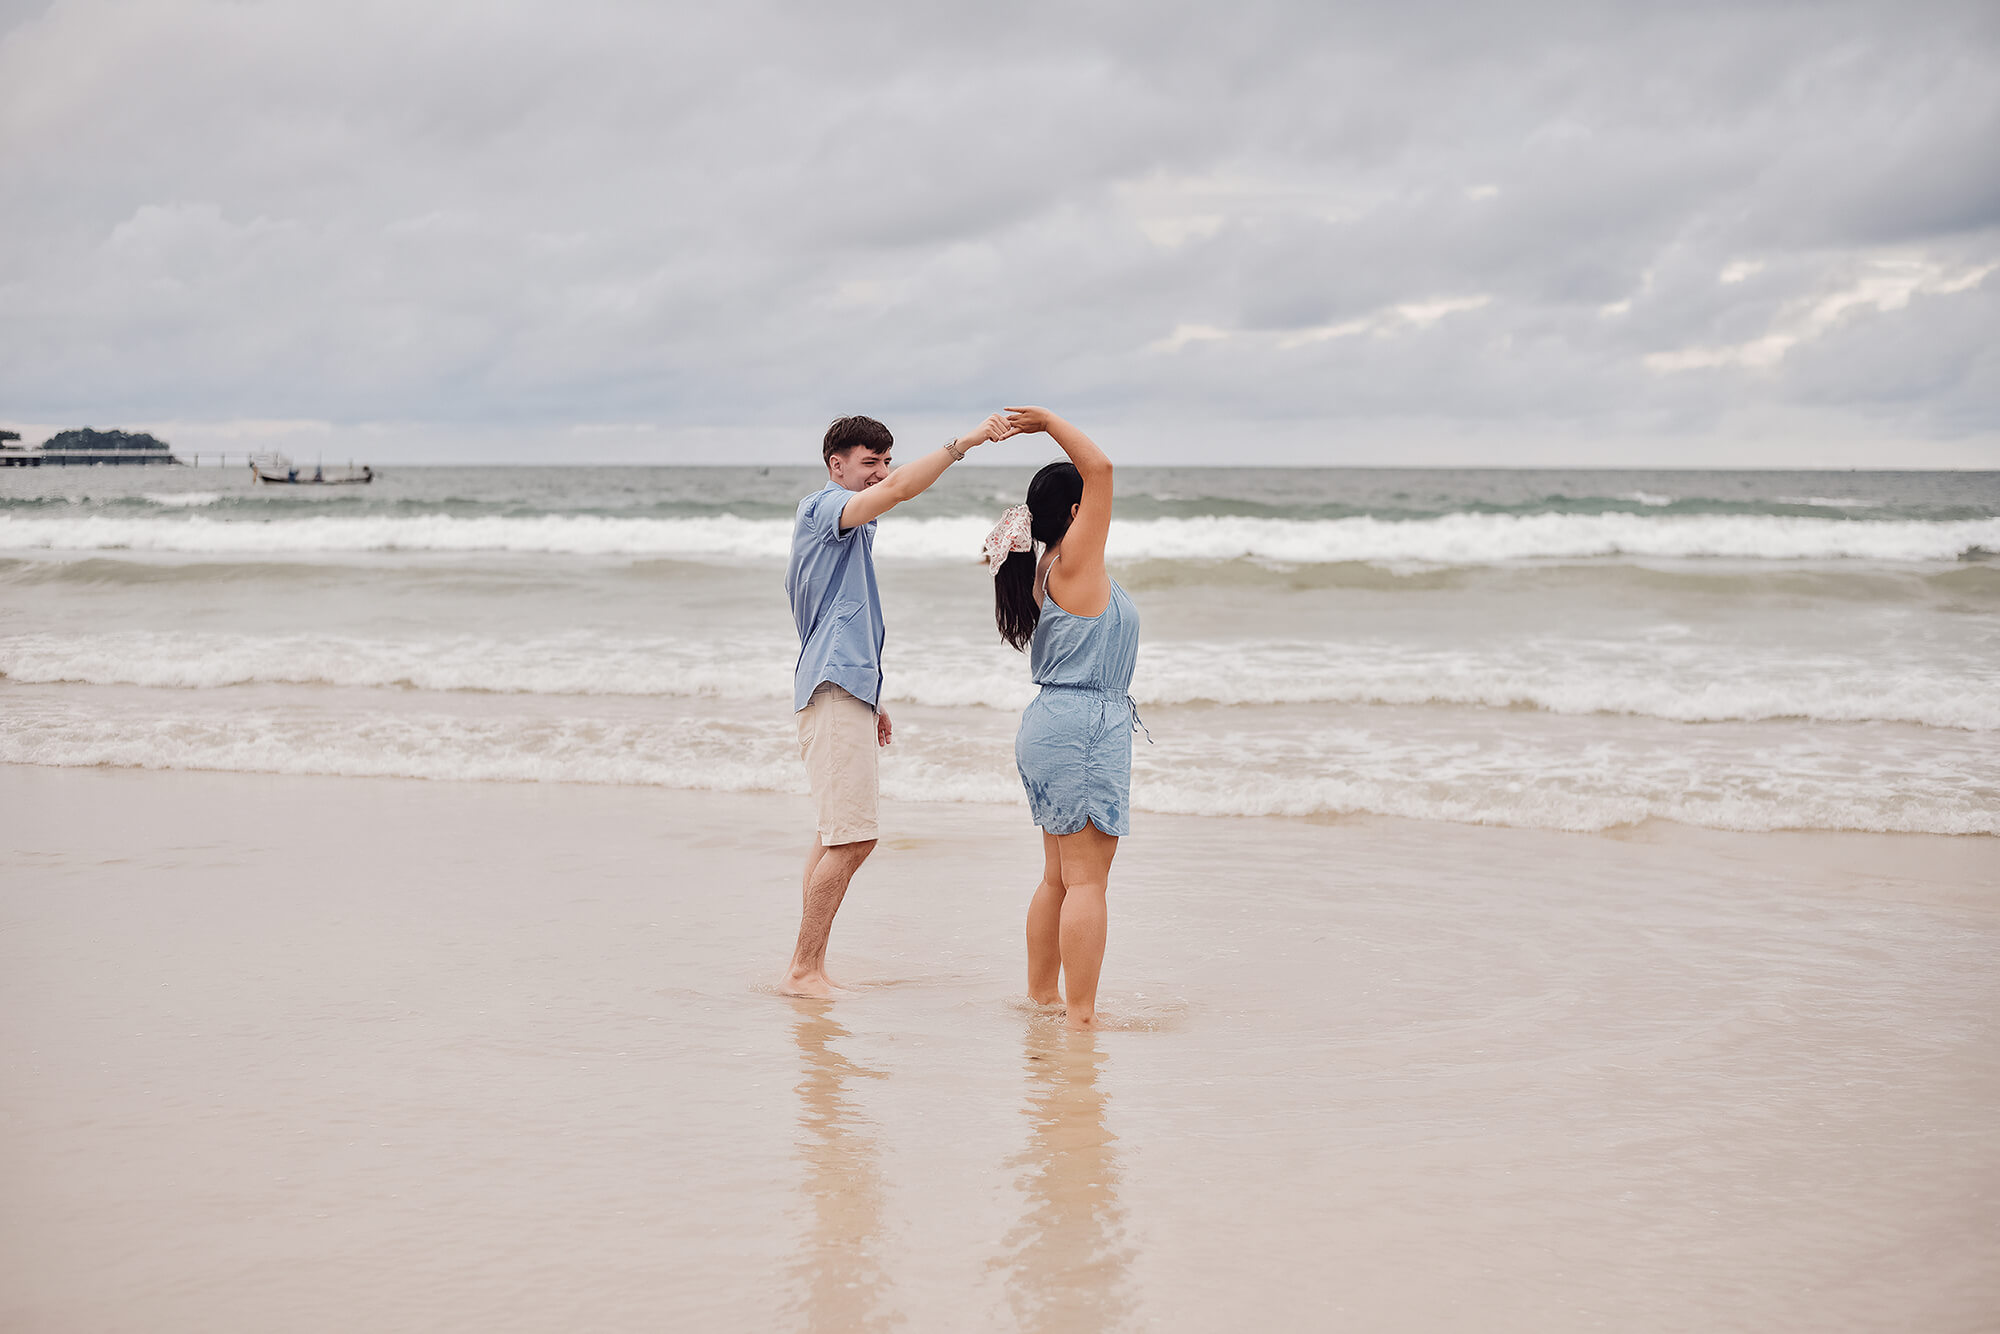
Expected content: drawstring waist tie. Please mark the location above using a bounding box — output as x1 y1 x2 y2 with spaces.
1035 683 1154 744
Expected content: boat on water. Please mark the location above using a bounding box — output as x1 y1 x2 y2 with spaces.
250 453 374 485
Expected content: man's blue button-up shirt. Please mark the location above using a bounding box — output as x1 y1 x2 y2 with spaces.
786 480 885 712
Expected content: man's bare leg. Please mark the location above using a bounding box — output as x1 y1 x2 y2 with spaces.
1026 830 1065 1005
1054 822 1119 1029
782 837 875 997
801 841 827 911
799 841 846 989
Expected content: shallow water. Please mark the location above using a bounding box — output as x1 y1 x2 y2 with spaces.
3 767 1994 1332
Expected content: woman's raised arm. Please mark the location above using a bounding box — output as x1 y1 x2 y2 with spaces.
1004 407 1112 616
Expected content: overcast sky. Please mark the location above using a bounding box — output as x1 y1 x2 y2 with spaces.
3 0 1996 465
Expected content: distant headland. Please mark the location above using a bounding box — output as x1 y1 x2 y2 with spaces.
0 426 180 466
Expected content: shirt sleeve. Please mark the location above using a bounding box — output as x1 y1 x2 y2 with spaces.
805 488 861 543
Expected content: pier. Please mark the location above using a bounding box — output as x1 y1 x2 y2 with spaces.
0 440 372 480
0 428 375 475
0 449 276 467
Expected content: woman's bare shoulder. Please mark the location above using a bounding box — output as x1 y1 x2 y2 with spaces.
1033 549 1058 609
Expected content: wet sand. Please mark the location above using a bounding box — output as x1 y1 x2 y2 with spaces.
2 764 1996 1332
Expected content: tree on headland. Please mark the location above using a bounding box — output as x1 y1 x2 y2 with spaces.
0 430 19 443
45 428 172 452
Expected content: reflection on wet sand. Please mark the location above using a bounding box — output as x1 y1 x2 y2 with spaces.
789 1003 893 1333
999 1024 1135 1333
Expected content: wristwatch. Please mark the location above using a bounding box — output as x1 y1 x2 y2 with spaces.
943 438 968 462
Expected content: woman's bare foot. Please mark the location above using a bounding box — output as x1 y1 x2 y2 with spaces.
1064 1009 1096 1030
1029 990 1062 1007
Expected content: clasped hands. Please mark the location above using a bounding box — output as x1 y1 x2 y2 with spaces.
972 406 1056 446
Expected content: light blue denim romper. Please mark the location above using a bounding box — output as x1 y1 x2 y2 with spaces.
1014 566 1145 837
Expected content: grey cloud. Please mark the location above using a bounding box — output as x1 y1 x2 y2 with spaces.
1 0 1995 462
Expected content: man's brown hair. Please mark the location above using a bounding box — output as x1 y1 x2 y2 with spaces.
823 415 893 464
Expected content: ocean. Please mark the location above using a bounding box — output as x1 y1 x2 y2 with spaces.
3 463 1996 836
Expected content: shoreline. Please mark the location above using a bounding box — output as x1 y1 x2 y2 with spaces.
3 716 2000 840
9 752 2000 846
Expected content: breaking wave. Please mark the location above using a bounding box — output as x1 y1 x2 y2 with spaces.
2 511 1997 564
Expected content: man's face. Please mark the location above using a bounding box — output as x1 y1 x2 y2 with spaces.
828 446 892 491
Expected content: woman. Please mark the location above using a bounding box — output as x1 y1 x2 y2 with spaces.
982 407 1141 1030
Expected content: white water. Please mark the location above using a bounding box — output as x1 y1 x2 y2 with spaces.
6 630 1997 732
5 691 1991 835
4 510 1998 564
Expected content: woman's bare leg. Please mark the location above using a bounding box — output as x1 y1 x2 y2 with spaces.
1054 822 1120 1028
1026 831 1065 1005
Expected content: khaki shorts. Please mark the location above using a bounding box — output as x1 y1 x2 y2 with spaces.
798 682 880 846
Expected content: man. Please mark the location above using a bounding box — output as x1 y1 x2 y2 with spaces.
781 412 1013 996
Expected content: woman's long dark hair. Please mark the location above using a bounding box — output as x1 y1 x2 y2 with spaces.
995 461 1085 650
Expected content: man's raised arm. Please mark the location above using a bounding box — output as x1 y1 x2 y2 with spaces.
840 413 1014 530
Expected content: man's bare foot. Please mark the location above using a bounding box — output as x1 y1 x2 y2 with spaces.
1064 1009 1096 1030
1029 990 1062 1007
779 969 847 998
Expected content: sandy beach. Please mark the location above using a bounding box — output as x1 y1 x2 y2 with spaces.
3 763 1994 1332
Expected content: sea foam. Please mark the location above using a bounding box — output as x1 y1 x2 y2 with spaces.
2 511 1996 564
4 698 1991 836
6 630 1996 731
